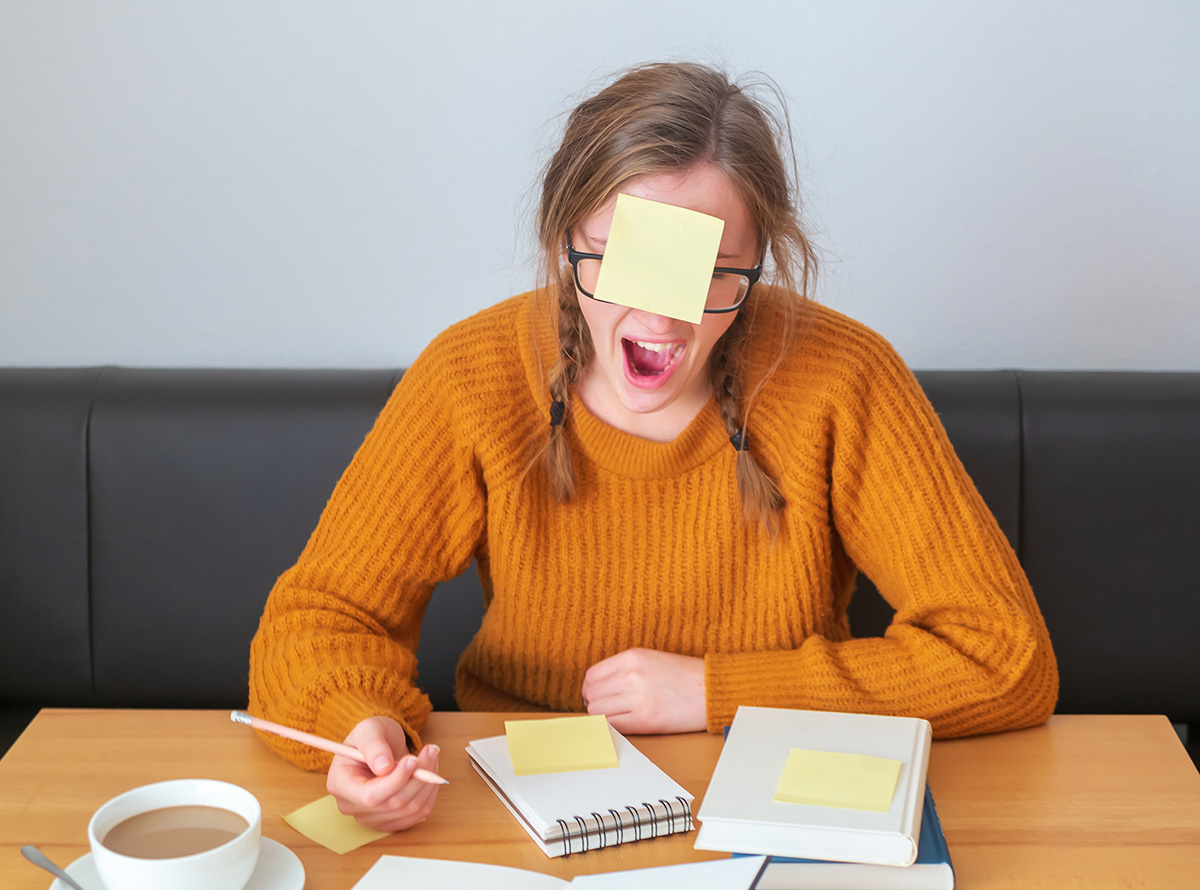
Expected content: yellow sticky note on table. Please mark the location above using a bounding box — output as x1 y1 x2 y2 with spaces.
505 714 620 775
283 794 390 854
592 193 725 324
774 749 902 812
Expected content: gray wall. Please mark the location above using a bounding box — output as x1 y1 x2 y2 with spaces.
2 1 1197 370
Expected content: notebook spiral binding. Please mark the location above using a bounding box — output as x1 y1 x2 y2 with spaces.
553 796 693 856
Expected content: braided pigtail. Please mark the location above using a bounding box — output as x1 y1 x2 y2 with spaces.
709 311 786 534
544 280 591 501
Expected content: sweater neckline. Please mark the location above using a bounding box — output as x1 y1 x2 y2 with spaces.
566 390 729 479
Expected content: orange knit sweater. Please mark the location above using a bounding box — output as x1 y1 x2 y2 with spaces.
249 289 1057 770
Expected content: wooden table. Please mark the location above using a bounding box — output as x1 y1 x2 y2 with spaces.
1 710 1198 889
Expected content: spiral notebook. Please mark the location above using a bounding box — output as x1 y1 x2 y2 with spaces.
466 724 694 857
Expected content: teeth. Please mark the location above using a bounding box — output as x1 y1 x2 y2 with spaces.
632 340 683 356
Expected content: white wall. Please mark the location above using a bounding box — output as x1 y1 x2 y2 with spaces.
2 1 1197 370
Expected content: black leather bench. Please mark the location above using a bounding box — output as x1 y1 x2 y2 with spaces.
2 367 1198 766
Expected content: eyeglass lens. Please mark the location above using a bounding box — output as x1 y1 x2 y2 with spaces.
573 258 749 310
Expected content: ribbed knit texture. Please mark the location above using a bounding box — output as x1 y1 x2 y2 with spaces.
248 289 1058 770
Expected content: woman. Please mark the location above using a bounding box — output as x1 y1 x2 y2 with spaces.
249 62 1058 831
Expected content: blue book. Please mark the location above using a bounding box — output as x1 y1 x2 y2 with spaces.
734 783 954 890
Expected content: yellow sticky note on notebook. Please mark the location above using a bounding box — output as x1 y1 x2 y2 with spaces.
774 749 902 812
592 192 725 324
505 714 620 775
283 794 390 854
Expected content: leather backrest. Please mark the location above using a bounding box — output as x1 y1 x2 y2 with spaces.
0 369 98 705
3 367 1198 725
87 368 401 708
1019 372 1200 722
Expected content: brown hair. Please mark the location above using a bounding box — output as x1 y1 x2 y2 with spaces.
534 62 818 531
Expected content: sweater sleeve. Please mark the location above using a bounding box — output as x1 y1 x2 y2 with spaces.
706 331 1058 738
248 336 486 769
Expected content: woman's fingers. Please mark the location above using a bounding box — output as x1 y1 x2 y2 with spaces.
584 686 633 719
581 648 706 734
340 743 442 823
348 718 399 776
360 745 442 830
326 716 445 830
330 757 411 813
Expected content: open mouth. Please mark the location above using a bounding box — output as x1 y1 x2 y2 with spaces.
622 338 684 386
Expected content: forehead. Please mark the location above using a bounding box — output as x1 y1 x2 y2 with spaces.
579 165 756 254
624 166 739 210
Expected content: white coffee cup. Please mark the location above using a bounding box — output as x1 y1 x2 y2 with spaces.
88 778 261 890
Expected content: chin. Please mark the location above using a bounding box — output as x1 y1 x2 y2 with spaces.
615 381 681 415
619 394 675 416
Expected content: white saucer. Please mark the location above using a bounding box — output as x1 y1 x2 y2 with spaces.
50 837 305 890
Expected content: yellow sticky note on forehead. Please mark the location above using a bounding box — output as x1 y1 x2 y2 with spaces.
505 714 620 775
774 749 902 812
592 193 725 324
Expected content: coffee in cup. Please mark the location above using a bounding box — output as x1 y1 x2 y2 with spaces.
88 779 261 890
101 803 250 858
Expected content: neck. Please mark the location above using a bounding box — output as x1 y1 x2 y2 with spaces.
573 367 713 443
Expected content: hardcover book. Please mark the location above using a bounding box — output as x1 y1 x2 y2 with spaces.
736 784 954 889
695 707 932 867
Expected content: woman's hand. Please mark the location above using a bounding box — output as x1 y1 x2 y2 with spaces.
581 648 706 734
326 716 441 832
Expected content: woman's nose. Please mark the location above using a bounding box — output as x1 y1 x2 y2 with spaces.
628 308 681 333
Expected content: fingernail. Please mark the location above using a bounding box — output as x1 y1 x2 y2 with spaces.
373 756 391 772
427 745 440 757
403 755 417 769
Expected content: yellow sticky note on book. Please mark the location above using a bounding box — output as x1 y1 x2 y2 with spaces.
283 794 390 854
592 193 725 324
505 714 620 775
774 749 902 812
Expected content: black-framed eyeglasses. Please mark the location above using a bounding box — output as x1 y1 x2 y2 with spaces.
566 238 762 315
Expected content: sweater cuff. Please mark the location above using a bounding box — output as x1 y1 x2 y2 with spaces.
705 649 805 733
254 689 423 772
320 687 422 743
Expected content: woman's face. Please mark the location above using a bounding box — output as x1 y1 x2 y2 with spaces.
570 164 758 439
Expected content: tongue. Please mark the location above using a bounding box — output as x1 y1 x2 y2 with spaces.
626 340 673 376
